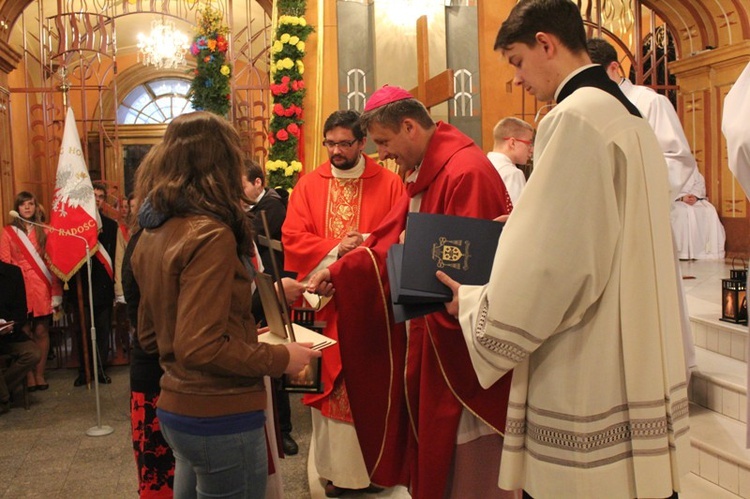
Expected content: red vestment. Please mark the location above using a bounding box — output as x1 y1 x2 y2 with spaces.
282 155 405 420
328 122 514 498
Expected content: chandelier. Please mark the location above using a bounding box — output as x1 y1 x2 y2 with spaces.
137 18 190 69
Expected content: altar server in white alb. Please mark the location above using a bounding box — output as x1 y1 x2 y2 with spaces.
587 37 725 260
722 61 750 446
437 1 690 497
487 117 534 205
671 168 726 259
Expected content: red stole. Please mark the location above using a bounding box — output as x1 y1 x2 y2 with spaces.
329 122 514 498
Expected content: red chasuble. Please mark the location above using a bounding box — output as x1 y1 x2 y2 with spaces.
282 154 405 420
328 122 514 498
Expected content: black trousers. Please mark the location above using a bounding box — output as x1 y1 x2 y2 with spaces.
273 377 292 433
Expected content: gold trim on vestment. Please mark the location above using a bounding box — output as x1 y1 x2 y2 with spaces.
424 320 504 437
362 247 396 479
326 178 364 239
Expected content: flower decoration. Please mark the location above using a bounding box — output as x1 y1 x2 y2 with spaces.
189 6 232 116
265 0 314 192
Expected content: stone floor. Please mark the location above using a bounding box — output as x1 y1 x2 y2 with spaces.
0 366 314 498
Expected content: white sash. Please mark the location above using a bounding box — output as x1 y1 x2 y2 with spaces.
10 226 53 286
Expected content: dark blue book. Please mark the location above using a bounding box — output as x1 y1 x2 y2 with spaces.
386 244 445 323
400 213 504 299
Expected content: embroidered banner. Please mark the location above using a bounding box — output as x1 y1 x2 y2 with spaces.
46 107 101 283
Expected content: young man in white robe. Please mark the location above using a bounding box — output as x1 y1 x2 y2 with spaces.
487 117 534 205
587 38 695 200
587 36 701 375
436 1 690 497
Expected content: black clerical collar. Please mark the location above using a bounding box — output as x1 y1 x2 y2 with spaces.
556 65 641 117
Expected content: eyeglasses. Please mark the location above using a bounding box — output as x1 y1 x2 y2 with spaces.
503 137 533 146
322 139 358 149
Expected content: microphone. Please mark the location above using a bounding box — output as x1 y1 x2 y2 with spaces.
9 209 113 435
9 210 68 235
10 210 91 247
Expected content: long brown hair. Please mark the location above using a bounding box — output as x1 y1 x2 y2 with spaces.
12 191 47 251
136 111 253 255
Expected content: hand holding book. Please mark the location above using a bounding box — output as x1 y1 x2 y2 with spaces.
306 268 335 297
435 271 460 317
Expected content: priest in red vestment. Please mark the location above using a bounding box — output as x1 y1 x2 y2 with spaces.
282 109 405 496
308 86 518 499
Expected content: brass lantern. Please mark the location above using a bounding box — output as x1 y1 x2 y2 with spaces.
721 266 748 324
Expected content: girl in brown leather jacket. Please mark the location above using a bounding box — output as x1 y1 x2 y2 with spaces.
131 111 319 499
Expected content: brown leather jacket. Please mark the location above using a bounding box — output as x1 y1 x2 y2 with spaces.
132 215 289 417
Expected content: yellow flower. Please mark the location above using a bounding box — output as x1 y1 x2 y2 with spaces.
272 40 283 53
296 60 305 74
289 36 300 45
291 161 303 172
285 166 294 176
299 17 307 27
207 39 217 51
283 58 295 69
220 65 230 76
280 33 291 43
296 41 305 52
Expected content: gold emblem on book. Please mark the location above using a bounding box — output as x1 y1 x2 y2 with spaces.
432 237 470 270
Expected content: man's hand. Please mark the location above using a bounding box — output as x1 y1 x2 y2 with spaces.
337 231 364 258
283 342 323 375
436 271 461 318
306 269 334 297
278 277 305 304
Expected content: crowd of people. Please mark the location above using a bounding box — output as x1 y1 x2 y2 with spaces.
1 0 740 496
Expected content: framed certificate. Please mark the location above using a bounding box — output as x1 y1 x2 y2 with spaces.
283 356 323 393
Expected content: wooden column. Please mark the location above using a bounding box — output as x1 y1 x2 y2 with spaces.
0 39 21 227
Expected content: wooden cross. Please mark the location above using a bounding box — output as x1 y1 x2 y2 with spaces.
409 16 455 109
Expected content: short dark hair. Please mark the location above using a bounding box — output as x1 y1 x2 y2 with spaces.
495 0 587 54
586 37 618 67
244 159 265 184
359 98 435 133
323 110 365 141
92 181 107 194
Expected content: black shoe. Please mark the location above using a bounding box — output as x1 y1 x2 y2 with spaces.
0 400 10 415
97 373 112 384
324 481 345 498
73 374 87 387
281 433 299 456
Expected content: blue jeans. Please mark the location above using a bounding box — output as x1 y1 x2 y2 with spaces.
160 422 267 499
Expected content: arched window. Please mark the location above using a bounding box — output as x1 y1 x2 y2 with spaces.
117 77 194 124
